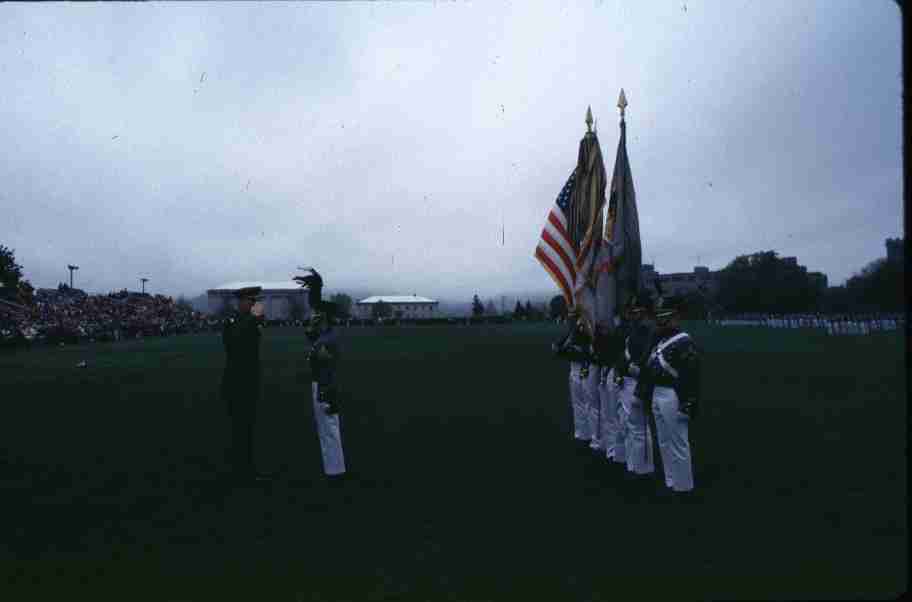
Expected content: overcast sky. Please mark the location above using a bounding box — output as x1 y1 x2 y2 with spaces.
1 1 903 300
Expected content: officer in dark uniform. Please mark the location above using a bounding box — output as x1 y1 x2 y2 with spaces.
634 295 701 495
221 286 266 481
295 269 347 477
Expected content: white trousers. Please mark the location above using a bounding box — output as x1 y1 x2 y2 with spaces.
652 386 694 492
598 368 624 462
569 363 589 441
312 383 346 476
618 377 654 474
584 368 602 450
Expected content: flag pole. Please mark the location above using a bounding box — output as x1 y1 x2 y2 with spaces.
618 88 627 123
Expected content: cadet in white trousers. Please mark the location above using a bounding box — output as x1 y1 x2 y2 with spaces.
585 355 603 452
592 322 619 460
635 295 701 495
295 269 347 477
553 316 592 444
614 297 655 475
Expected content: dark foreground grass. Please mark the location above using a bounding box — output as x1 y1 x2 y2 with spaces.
0 323 906 600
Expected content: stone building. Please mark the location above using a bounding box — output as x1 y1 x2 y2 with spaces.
354 295 438 319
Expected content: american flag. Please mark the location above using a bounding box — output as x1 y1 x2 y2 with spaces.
534 169 579 306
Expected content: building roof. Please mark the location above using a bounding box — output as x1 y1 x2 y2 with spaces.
209 281 305 292
357 295 437 304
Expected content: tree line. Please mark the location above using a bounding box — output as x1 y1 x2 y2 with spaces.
714 249 903 315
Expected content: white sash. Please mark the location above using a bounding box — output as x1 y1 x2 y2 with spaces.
650 332 690 379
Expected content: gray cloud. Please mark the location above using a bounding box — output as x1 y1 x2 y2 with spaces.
1 1 902 300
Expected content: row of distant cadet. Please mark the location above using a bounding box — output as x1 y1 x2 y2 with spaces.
709 314 904 335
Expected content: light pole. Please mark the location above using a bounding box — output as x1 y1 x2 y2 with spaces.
140 278 149 295
67 264 79 289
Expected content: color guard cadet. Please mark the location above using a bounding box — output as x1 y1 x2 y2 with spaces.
221 286 268 482
553 310 594 446
295 269 347 478
614 294 656 476
635 295 702 495
592 319 623 462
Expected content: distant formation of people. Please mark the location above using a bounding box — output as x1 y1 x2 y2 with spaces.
710 313 903 335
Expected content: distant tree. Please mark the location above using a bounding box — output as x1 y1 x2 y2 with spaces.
523 301 545 322
0 245 24 289
485 299 497 315
844 257 904 312
330 293 353 319
549 295 568 320
0 245 34 305
372 300 392 319
472 294 484 316
16 280 34 306
513 300 525 319
175 296 194 313
821 285 853 314
717 250 817 314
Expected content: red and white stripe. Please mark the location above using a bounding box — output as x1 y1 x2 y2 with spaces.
535 207 577 306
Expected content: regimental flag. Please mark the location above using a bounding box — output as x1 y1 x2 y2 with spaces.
595 96 642 332
534 116 608 331
570 126 608 329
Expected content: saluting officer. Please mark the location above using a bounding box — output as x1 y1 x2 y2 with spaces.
295 269 347 478
614 293 656 476
221 286 267 481
635 295 701 495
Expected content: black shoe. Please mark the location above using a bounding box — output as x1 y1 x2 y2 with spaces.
326 472 348 485
254 472 276 482
671 490 699 505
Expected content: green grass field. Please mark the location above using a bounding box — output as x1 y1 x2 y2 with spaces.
1 323 907 600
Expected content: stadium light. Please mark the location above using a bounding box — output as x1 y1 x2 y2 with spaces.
140 277 149 295
67 264 79 289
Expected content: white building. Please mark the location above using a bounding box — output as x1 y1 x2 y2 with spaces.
354 295 438 319
207 281 309 321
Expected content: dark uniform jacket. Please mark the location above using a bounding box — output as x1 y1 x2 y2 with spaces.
221 312 261 409
615 321 654 379
552 327 593 364
309 328 340 386
634 327 701 415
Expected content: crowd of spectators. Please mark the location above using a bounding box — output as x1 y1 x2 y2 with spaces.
0 284 217 348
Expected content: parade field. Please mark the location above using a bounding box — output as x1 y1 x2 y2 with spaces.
1 323 906 600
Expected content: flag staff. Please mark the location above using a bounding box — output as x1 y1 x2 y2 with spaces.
618 88 627 122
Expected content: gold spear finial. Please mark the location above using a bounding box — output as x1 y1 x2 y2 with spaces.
585 105 593 133
617 88 628 120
